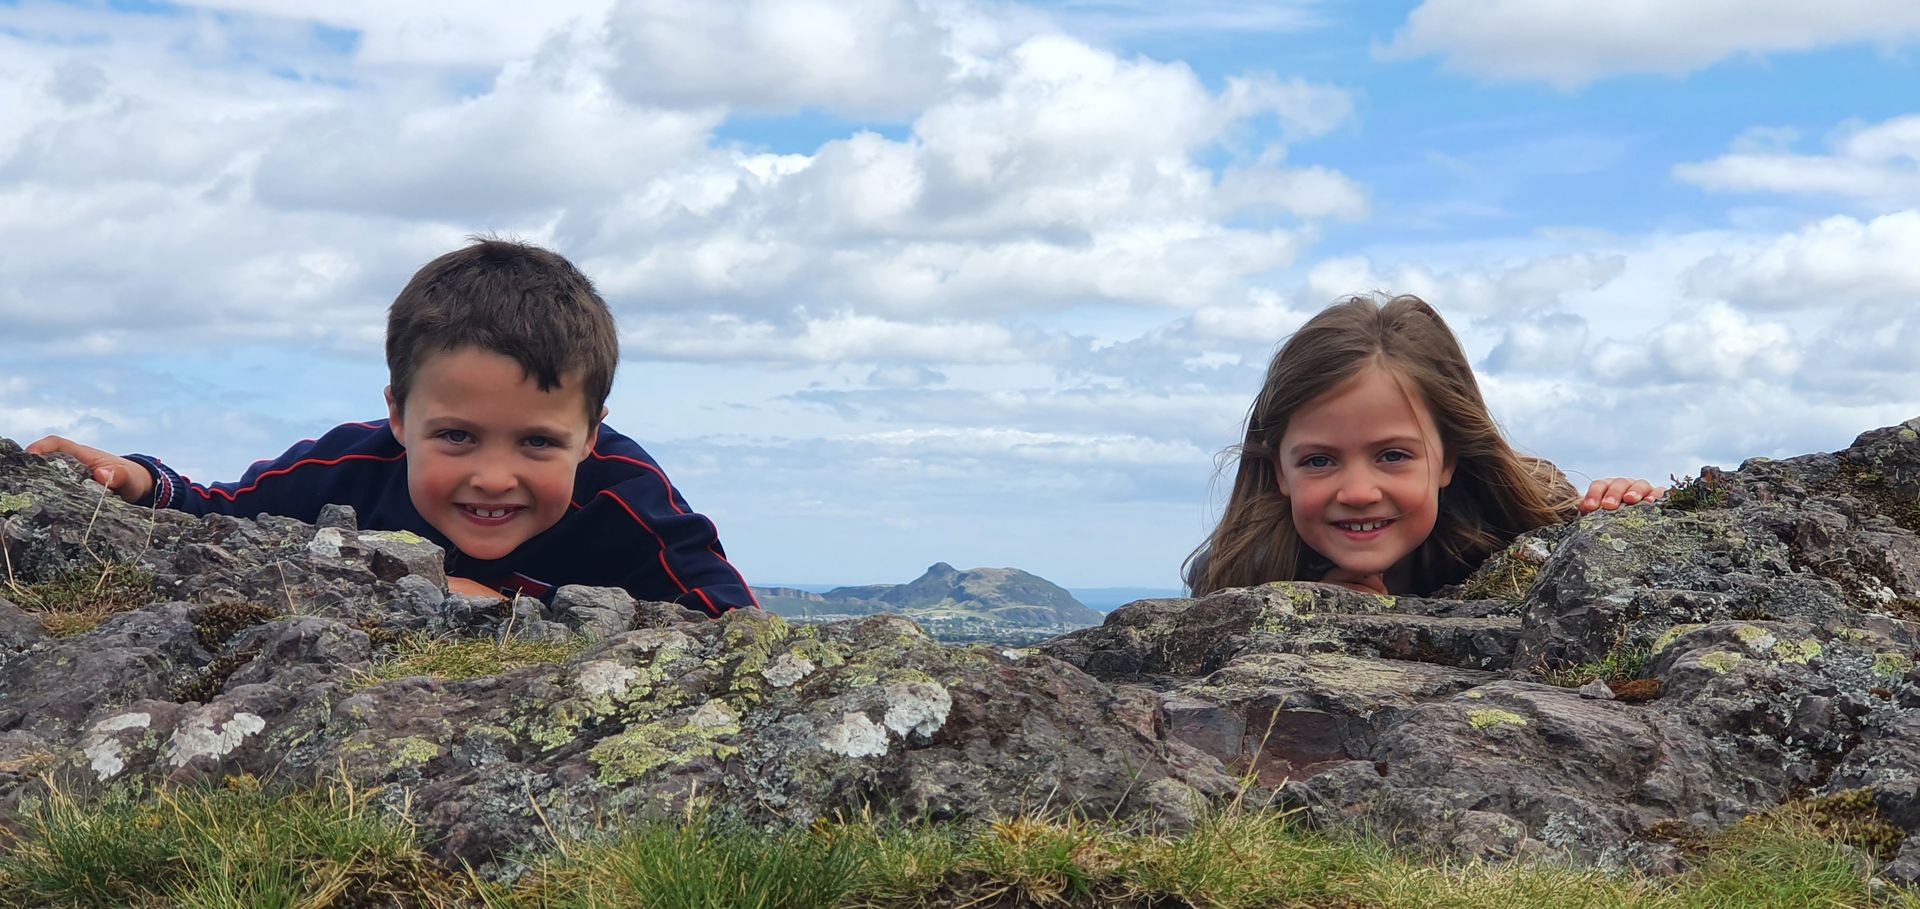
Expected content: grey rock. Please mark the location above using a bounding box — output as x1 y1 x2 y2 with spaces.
551 585 637 639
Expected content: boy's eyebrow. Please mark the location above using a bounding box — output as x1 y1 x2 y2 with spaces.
421 416 579 439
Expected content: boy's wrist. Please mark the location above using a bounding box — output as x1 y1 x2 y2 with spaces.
122 455 173 508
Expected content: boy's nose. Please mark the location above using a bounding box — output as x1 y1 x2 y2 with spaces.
469 461 518 495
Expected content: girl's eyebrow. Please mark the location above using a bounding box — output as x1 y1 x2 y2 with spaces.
1286 435 1426 457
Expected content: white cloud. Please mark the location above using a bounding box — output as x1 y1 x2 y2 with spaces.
1674 115 1920 207
605 0 974 116
1684 211 1920 309
1380 1 1920 89
1300 252 1627 318
178 0 616 67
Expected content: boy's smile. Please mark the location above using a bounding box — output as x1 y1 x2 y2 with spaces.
387 347 600 562
1276 363 1454 594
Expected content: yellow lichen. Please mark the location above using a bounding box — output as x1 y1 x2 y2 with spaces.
1467 708 1528 729
1698 652 1743 674
387 736 440 769
361 530 427 545
588 715 742 785
0 492 32 513
1873 652 1913 679
1775 638 1823 665
1653 624 1708 653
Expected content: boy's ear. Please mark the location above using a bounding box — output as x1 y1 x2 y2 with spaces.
384 386 404 443
581 406 608 461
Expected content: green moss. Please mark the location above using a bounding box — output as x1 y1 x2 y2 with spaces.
1467 708 1527 730
1698 652 1743 674
387 736 440 770
1663 472 1729 512
193 602 276 651
0 492 32 513
1459 550 1542 601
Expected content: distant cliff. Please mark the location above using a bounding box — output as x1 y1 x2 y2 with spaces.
753 562 1105 628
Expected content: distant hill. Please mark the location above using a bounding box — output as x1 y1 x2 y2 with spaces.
752 563 1105 628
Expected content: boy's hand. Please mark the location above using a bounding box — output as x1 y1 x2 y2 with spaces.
446 576 506 600
1580 477 1665 513
24 436 153 504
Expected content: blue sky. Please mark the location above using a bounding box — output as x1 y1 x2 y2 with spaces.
4 0 1920 589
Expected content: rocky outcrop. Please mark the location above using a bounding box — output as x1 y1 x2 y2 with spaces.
0 439 1229 872
1043 418 1920 877
7 418 1920 882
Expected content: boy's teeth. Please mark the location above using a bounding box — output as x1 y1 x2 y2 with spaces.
471 506 512 518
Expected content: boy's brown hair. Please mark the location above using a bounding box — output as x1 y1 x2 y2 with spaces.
386 238 618 428
1188 294 1579 596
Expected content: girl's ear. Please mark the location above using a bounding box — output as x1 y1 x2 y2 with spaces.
1439 453 1457 489
1273 457 1291 497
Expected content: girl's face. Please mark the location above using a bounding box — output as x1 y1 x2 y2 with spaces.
1275 363 1454 591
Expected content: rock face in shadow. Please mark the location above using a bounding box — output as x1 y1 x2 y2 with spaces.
0 439 1230 872
6 419 1920 880
1042 418 1920 875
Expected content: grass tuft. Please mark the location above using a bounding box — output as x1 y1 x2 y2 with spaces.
6 779 1919 908
352 632 591 690
0 777 478 908
3 562 154 637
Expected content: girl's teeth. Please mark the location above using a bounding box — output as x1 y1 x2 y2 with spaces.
1341 520 1386 532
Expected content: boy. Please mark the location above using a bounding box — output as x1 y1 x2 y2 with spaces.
27 239 756 616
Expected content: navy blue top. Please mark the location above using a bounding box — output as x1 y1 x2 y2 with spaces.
127 420 756 616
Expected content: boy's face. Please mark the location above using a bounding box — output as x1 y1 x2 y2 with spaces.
386 347 601 561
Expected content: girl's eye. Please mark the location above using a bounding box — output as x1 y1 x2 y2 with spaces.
1301 454 1335 469
1381 450 1412 463
438 429 472 444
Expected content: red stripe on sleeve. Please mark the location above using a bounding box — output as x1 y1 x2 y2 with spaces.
594 451 757 607
598 489 692 595
190 452 405 502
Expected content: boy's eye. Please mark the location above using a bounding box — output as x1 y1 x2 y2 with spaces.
437 429 472 444
525 436 557 450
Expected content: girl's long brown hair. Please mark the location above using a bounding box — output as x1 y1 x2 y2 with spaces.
1187 294 1578 596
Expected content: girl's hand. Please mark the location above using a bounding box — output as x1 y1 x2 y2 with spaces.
1580 478 1665 513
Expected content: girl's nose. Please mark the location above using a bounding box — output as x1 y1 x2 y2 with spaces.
1334 474 1382 506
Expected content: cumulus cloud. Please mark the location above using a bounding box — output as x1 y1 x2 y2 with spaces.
606 0 972 116
1674 115 1920 208
1380 0 1920 89
1684 211 1920 310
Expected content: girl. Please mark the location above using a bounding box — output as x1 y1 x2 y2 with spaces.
1188 294 1659 597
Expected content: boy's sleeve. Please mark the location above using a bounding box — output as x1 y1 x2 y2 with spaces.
594 465 758 617
123 423 398 522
